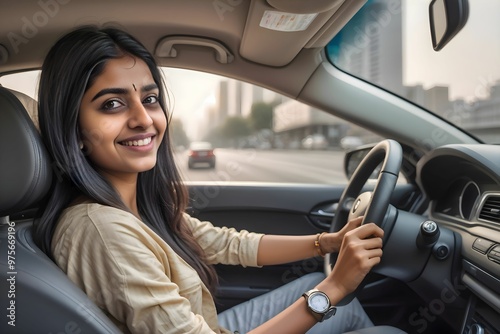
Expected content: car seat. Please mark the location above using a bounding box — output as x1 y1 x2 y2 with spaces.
0 87 122 333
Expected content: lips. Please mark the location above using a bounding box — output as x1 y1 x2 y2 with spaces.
120 136 152 147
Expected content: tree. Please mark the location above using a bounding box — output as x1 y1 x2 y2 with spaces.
169 118 190 148
203 124 226 147
220 116 251 146
249 102 274 131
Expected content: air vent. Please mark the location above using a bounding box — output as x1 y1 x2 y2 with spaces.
479 195 500 224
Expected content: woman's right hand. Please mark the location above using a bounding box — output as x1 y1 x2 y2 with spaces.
323 222 384 298
249 222 384 334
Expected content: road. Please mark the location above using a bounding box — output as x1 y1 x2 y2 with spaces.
174 148 349 184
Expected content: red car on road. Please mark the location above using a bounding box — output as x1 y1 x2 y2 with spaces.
188 142 216 169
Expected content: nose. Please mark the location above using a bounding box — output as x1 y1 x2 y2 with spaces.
128 101 153 129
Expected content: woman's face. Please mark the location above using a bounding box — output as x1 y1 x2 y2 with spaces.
79 55 167 180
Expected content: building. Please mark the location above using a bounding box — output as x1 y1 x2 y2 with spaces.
273 99 349 148
462 81 500 143
405 85 451 117
272 0 402 147
213 79 279 127
331 0 404 96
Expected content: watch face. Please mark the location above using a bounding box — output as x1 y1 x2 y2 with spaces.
309 293 329 313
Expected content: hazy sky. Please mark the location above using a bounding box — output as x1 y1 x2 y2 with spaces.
162 68 222 137
404 0 500 101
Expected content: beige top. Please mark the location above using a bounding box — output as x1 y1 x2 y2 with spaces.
51 203 264 334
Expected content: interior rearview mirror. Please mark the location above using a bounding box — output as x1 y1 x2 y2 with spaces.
429 0 469 51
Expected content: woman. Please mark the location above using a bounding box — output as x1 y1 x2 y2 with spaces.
34 26 385 334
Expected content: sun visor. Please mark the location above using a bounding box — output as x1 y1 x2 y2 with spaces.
266 0 344 14
240 0 365 67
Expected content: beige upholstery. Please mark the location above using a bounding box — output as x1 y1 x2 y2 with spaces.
4 87 38 130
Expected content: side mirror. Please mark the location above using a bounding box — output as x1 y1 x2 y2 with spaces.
429 0 469 51
344 145 379 180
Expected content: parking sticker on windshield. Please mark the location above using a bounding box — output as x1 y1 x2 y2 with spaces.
260 11 318 32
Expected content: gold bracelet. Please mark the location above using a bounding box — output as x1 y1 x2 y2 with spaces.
314 232 327 257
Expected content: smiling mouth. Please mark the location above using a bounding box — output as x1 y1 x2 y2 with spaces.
120 136 153 147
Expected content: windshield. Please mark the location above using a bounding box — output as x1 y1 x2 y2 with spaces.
326 0 500 144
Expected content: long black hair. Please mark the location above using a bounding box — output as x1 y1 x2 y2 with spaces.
33 25 218 292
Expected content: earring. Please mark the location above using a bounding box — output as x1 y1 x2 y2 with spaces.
79 141 84 150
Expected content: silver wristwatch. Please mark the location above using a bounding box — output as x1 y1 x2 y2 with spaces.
302 289 337 322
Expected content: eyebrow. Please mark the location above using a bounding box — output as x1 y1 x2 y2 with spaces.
91 83 159 102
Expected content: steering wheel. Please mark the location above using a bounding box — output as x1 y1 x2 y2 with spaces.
324 139 403 304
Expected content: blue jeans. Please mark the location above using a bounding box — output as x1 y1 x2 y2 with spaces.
218 272 374 334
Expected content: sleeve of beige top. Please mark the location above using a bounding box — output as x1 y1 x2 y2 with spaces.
183 213 264 267
67 214 218 334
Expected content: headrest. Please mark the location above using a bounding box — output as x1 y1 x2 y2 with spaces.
8 88 39 129
0 87 52 216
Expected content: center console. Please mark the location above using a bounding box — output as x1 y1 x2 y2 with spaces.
460 261 500 334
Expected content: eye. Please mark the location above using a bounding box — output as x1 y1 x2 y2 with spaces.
143 95 159 105
101 99 123 111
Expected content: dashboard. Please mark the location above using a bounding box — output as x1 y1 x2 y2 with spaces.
417 144 500 333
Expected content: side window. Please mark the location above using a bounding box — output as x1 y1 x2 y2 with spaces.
1 69 391 185
164 68 382 184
